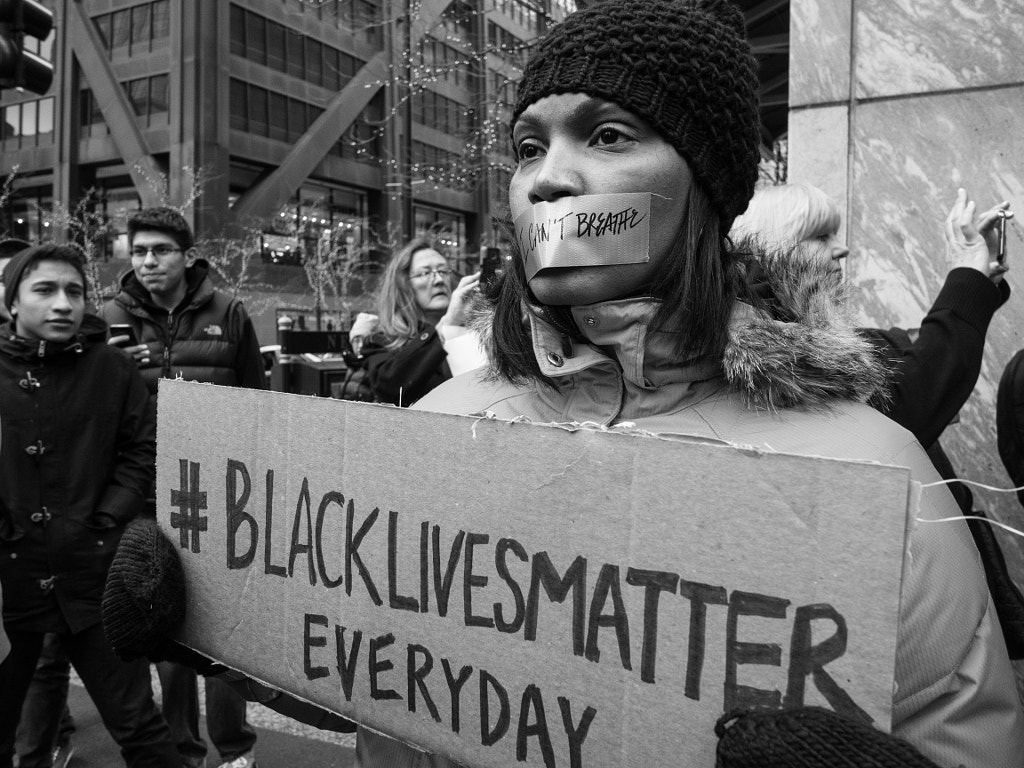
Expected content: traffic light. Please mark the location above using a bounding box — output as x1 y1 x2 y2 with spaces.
0 0 54 95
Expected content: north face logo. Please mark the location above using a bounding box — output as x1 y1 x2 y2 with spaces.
204 324 224 336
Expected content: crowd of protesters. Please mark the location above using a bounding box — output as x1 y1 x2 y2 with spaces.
2 1 1024 767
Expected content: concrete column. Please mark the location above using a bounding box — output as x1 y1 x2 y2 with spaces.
171 0 231 239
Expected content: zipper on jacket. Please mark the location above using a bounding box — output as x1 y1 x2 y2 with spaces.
36 339 46 357
164 311 174 376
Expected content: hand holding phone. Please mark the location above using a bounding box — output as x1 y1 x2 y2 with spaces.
480 247 503 287
109 323 138 347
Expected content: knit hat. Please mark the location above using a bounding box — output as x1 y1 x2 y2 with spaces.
102 517 186 661
513 0 761 229
0 238 30 259
2 243 88 315
715 708 943 767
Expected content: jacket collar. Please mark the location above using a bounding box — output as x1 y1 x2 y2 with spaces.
512 245 889 412
0 316 101 361
723 245 890 411
529 298 722 391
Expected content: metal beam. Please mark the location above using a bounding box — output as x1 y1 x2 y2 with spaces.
231 0 455 225
758 72 788 96
748 32 789 55
66 0 164 207
744 0 788 27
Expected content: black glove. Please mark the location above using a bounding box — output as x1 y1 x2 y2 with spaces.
102 516 187 661
715 707 942 768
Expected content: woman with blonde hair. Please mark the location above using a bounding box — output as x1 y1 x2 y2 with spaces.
730 182 849 281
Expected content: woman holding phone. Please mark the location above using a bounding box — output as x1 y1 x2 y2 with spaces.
351 238 485 406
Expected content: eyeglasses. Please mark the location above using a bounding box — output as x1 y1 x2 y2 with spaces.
130 245 182 259
409 268 452 281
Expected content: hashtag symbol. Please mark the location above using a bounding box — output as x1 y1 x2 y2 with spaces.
170 459 208 553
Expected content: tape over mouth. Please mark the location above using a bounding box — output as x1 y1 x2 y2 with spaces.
515 193 652 280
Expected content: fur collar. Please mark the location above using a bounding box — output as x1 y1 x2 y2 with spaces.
724 243 890 411
467 245 890 412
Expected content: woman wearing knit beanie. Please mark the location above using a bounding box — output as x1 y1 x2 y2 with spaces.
413 0 1024 766
108 1 1023 766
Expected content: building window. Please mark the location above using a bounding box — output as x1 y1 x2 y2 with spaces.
37 98 54 135
414 205 465 254
229 4 245 57
267 21 286 73
231 4 368 89
110 8 131 49
131 4 151 50
421 37 465 86
498 0 541 34
230 79 247 132
152 0 170 39
1 98 55 147
269 92 288 142
229 79 347 152
93 2 171 55
125 75 170 125
412 90 471 135
2 103 20 139
250 87 269 137
245 11 267 66
487 21 526 66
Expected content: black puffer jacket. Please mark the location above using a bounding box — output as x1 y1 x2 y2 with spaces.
0 315 154 633
104 260 266 395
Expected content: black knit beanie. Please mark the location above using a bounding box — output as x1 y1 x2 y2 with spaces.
715 708 944 768
513 0 761 229
102 517 187 661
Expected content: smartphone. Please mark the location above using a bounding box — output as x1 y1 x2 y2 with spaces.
997 210 1008 264
109 323 138 347
480 247 503 287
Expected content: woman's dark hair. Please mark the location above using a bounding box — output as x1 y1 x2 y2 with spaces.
488 183 739 386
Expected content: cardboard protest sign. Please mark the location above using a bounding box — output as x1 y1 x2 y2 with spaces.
157 379 912 768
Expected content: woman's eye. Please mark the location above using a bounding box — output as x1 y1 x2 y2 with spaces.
594 128 624 145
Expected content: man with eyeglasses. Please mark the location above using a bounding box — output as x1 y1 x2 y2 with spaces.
104 207 265 768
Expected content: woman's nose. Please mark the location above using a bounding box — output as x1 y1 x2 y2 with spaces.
528 146 584 204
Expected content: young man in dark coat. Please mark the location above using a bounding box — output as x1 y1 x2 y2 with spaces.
0 244 178 768
105 208 264 768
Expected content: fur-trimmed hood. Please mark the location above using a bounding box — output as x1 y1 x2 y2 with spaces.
466 243 890 412
724 243 890 411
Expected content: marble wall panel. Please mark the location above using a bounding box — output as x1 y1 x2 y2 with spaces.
856 0 1024 99
787 104 849 239
789 0 852 107
848 88 1024 577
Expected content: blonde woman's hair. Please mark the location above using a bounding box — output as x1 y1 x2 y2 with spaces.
375 237 448 349
730 183 842 249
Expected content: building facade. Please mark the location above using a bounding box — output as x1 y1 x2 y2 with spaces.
0 0 578 281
